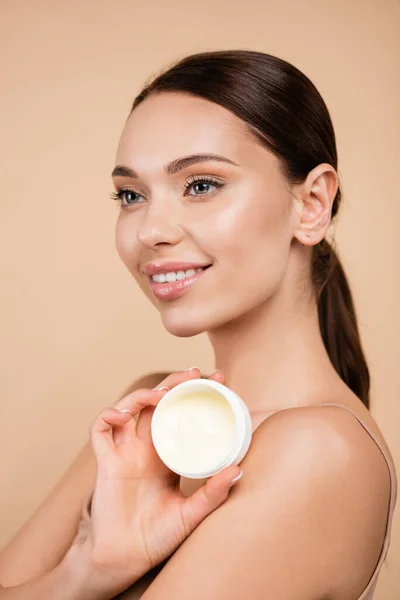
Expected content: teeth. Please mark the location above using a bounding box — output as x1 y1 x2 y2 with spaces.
152 273 167 283
152 267 206 283
166 272 176 283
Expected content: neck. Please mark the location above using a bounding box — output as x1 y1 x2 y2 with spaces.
207 279 341 416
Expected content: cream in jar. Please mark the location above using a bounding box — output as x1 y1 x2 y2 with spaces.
151 378 252 479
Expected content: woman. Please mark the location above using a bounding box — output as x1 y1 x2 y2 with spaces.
0 50 397 599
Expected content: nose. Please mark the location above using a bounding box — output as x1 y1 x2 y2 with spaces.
136 201 184 249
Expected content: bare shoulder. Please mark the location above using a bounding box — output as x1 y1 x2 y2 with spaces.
141 402 391 600
244 404 391 596
250 402 392 479
257 402 392 491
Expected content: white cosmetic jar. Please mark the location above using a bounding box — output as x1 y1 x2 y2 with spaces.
151 378 252 479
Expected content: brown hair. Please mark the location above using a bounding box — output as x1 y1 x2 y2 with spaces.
130 50 370 408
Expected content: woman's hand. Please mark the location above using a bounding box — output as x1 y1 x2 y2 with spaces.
77 368 243 598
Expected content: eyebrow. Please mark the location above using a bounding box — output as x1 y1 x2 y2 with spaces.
111 153 240 179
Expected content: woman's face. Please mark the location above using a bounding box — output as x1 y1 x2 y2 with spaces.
113 92 298 337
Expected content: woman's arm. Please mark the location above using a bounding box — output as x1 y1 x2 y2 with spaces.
0 372 169 587
0 547 101 600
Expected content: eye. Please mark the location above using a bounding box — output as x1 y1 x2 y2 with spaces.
109 188 144 207
184 176 224 198
110 176 224 208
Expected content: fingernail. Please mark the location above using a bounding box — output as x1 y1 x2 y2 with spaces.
230 471 243 485
153 386 169 392
189 366 200 371
210 369 222 376
118 409 133 415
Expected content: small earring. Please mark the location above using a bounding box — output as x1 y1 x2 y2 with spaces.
306 232 311 238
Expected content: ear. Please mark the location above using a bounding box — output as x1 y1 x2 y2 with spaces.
292 163 338 246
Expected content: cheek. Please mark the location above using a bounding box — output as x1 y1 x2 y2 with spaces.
201 189 289 277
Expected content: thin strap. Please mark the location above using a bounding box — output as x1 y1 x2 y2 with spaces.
306 403 398 598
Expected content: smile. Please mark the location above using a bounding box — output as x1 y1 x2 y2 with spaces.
149 266 212 301
151 268 205 283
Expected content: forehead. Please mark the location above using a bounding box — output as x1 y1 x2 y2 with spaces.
116 92 257 168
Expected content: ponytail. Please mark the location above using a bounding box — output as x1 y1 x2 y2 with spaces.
312 238 370 409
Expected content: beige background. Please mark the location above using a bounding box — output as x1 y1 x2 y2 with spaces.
0 0 399 597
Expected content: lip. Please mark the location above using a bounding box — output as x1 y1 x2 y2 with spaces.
149 266 211 301
142 261 212 276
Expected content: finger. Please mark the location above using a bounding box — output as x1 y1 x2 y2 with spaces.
208 369 225 385
136 405 156 441
151 367 202 391
180 465 243 533
89 407 134 459
112 388 169 446
112 413 138 446
113 387 168 415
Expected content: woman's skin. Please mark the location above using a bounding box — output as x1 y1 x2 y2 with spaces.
0 90 392 599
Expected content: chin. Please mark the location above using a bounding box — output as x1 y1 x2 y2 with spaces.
159 302 244 338
161 312 208 338
160 301 228 337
